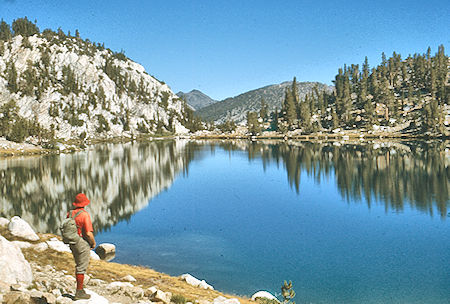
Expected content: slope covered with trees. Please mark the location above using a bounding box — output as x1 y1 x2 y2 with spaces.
0 17 199 145
197 81 331 124
260 46 449 136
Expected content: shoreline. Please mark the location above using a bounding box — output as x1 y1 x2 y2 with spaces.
0 224 256 304
1 130 448 158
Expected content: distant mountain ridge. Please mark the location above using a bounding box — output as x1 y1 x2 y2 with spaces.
176 89 218 110
196 81 333 123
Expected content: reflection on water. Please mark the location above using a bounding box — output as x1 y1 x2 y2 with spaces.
220 140 449 217
0 140 198 233
0 139 448 234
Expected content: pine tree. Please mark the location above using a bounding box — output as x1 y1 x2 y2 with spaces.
246 111 261 135
292 77 299 103
259 98 268 121
358 57 370 109
0 99 18 137
299 96 311 132
0 19 12 41
435 45 448 104
334 67 352 124
283 88 297 129
270 108 279 131
6 60 18 93
11 17 39 37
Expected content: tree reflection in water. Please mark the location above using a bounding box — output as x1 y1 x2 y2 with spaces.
0 140 199 233
215 140 449 218
0 140 448 234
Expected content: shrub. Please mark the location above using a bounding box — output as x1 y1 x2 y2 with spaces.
96 114 110 133
171 294 186 304
7 117 28 143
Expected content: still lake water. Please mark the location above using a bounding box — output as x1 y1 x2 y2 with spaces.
1 140 449 303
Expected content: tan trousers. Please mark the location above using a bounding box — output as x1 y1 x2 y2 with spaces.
69 238 90 274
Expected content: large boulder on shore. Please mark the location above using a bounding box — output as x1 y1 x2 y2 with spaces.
0 235 33 286
95 243 116 261
8 216 40 241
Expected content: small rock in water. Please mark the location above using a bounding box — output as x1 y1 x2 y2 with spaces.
95 243 116 260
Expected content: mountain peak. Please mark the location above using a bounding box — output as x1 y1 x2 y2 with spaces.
196 81 332 123
176 90 218 111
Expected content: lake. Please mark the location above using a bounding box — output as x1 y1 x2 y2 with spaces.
1 139 449 303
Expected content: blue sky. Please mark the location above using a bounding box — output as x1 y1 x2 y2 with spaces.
1 0 448 100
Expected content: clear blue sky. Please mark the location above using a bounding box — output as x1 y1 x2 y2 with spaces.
1 0 448 100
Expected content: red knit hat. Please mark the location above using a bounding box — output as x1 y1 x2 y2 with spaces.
73 193 90 207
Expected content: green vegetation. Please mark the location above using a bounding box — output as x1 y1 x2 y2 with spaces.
0 17 196 143
96 114 110 133
246 111 261 135
171 294 187 304
281 281 295 304
0 99 54 143
181 100 204 132
216 119 237 133
274 46 448 135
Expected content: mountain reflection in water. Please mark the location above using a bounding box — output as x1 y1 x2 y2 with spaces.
0 140 448 234
0 140 198 233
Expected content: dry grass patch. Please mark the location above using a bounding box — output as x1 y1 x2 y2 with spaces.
20 233 253 304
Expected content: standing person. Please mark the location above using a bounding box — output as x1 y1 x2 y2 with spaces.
68 193 96 300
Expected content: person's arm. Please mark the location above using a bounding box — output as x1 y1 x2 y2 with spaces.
82 212 96 249
85 231 96 249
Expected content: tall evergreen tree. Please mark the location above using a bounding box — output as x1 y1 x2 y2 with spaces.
292 77 299 103
270 108 279 131
0 19 12 41
6 60 18 93
11 17 39 37
259 98 268 121
283 87 297 129
299 96 311 131
246 111 261 135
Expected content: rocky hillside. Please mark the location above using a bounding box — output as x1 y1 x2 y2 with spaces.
196 81 332 123
176 90 218 110
0 18 192 144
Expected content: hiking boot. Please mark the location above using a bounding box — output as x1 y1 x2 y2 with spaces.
74 289 91 300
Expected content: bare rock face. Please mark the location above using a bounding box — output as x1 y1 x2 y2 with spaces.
8 216 40 241
0 236 33 286
0 217 10 228
0 34 191 141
